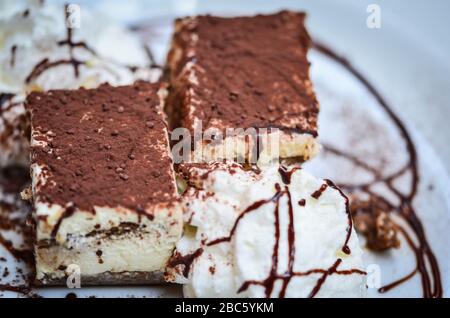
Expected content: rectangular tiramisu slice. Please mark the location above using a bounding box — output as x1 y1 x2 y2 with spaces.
26 82 182 285
166 11 320 165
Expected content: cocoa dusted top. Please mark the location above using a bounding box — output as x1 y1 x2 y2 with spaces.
169 11 318 136
26 82 177 212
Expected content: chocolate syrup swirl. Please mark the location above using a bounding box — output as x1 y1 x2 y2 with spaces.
314 42 442 298
207 166 364 297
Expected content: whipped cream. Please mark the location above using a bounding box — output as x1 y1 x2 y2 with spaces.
0 0 159 166
166 163 366 298
0 0 156 93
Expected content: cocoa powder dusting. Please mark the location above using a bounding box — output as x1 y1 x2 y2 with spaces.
168 11 318 136
26 82 177 212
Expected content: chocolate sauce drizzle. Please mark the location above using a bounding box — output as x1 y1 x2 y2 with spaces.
25 5 87 84
314 42 442 298
167 248 204 278
309 179 355 256
10 45 17 67
50 203 76 239
278 166 301 185
207 166 364 297
311 183 327 199
144 45 163 70
325 179 353 255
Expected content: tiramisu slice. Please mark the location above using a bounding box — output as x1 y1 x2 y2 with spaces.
166 11 320 164
26 82 182 285
166 163 366 298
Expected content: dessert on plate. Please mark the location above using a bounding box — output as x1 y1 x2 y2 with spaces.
26 82 182 285
166 11 320 164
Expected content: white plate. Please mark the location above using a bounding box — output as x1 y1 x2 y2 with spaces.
1 0 449 298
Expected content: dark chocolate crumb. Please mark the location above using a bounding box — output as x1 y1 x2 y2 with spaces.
102 103 109 112
228 92 239 101
152 171 161 178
